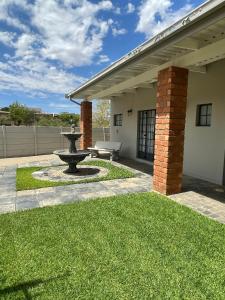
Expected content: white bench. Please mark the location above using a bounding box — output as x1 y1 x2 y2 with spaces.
88 141 122 161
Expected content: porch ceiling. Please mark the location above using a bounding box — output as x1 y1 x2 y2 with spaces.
66 0 225 100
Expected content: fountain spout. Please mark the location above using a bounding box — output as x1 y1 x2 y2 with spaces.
71 123 76 133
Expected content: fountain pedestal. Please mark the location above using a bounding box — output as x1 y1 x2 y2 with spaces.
53 131 90 173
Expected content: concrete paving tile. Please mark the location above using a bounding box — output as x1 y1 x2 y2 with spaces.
18 164 31 168
0 203 15 214
68 183 108 193
53 185 71 192
40 198 64 207
59 194 83 204
0 184 15 190
36 192 56 202
17 194 38 203
28 162 41 167
0 190 16 197
0 195 16 204
16 200 40 211
111 188 131 195
0 174 16 180
4 166 17 171
17 190 37 197
36 187 56 194
80 190 116 200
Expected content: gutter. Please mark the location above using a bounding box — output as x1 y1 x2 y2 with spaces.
69 97 81 106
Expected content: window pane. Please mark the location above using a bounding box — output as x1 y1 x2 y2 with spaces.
207 104 212 115
200 116 207 126
206 115 211 126
200 105 207 115
114 114 122 126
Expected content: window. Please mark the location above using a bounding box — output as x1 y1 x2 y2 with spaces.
114 114 123 126
196 104 212 126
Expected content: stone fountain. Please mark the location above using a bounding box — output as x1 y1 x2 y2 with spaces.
53 125 90 173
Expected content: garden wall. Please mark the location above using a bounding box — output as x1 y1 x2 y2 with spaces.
0 126 110 158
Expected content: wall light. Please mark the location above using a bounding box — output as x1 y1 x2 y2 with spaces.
127 109 133 116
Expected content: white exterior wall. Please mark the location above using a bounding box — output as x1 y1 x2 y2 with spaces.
111 59 225 185
111 88 156 161
184 60 225 185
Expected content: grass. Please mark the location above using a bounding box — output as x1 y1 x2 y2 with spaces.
16 160 134 191
1 192 225 299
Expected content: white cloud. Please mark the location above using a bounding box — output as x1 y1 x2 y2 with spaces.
0 0 115 97
0 54 85 96
0 32 16 47
0 0 30 32
98 54 110 64
127 3 135 14
136 0 192 38
112 27 127 37
15 33 37 57
49 102 76 110
114 7 121 14
30 0 113 67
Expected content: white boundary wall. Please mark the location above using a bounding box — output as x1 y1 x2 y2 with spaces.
0 126 110 158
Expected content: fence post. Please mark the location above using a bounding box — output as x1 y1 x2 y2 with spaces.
33 125 38 155
60 126 63 149
2 125 7 158
102 127 105 141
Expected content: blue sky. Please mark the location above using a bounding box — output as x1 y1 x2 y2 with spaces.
0 0 205 114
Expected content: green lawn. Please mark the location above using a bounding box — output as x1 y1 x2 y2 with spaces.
1 192 225 299
16 160 134 191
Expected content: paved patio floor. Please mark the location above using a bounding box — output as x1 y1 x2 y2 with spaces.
0 155 225 224
0 156 152 214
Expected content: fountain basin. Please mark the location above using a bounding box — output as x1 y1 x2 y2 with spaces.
53 150 90 173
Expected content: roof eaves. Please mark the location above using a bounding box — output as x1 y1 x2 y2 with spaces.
65 0 225 99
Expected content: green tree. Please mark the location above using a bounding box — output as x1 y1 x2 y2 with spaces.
1 106 9 111
37 116 63 126
59 112 79 126
93 100 110 128
9 102 35 126
0 115 11 125
37 113 79 127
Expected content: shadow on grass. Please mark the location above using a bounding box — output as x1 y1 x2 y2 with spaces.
0 271 70 299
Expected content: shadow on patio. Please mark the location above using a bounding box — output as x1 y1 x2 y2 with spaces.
119 157 225 204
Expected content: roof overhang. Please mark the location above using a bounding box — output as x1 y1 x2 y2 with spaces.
66 0 225 100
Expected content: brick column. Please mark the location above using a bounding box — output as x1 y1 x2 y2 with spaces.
80 101 92 150
153 66 188 195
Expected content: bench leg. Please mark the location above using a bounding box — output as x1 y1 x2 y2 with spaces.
111 151 119 161
91 150 99 158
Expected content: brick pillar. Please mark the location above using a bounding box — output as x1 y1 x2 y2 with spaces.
153 66 189 195
80 101 92 150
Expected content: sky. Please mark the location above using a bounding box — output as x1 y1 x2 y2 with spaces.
0 0 206 114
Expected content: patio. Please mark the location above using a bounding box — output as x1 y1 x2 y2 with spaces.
0 154 224 224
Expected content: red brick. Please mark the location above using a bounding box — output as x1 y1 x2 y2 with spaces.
80 101 92 150
153 66 188 195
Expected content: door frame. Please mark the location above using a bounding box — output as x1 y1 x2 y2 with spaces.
136 109 156 162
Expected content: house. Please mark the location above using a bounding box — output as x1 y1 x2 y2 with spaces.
66 0 225 195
